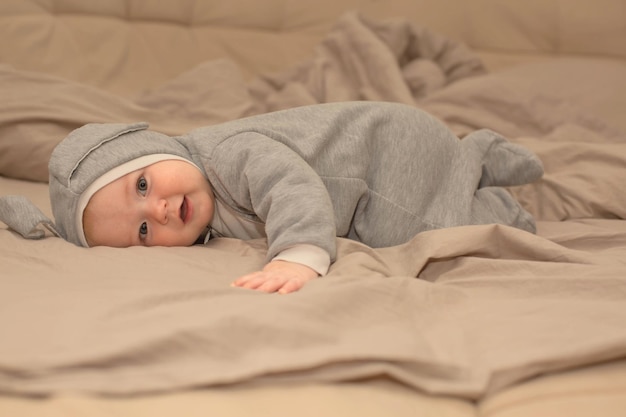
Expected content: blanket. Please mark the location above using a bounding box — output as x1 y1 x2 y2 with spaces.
1 12 626 400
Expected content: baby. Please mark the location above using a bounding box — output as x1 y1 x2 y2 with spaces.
0 102 543 294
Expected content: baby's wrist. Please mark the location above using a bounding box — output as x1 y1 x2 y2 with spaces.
271 244 330 275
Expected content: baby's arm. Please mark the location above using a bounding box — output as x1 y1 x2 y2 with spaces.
231 260 319 294
207 133 336 247
207 133 338 294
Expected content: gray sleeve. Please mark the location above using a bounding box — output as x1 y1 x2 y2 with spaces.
206 132 337 263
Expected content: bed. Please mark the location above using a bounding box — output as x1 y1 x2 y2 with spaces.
1 0 626 416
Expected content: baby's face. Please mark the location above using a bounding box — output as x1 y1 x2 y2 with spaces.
83 160 214 247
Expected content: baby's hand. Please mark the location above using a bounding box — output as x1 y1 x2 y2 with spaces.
231 260 319 294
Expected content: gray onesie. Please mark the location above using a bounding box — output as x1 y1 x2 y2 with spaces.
178 101 543 264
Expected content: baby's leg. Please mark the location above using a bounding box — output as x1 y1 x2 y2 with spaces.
471 187 536 233
463 130 544 188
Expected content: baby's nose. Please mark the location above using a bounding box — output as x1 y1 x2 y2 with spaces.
150 198 169 225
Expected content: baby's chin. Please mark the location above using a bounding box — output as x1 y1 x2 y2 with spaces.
160 229 207 247
152 237 201 247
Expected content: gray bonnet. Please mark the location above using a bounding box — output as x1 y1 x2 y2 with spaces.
0 122 193 246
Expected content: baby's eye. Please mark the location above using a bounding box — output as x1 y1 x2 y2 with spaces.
139 222 148 239
137 176 148 195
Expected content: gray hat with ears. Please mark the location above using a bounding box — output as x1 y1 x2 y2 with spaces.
0 122 194 247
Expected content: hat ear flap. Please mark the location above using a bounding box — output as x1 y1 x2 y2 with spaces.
0 195 60 239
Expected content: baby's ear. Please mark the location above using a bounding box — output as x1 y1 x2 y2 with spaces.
0 195 60 239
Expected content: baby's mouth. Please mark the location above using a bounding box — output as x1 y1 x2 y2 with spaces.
180 197 188 223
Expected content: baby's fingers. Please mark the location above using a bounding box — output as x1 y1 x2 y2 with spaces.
231 272 288 293
277 279 306 295
257 277 292 293
231 272 267 290
231 262 316 294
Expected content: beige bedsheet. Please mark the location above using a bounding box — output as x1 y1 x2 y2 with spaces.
1 12 626 403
